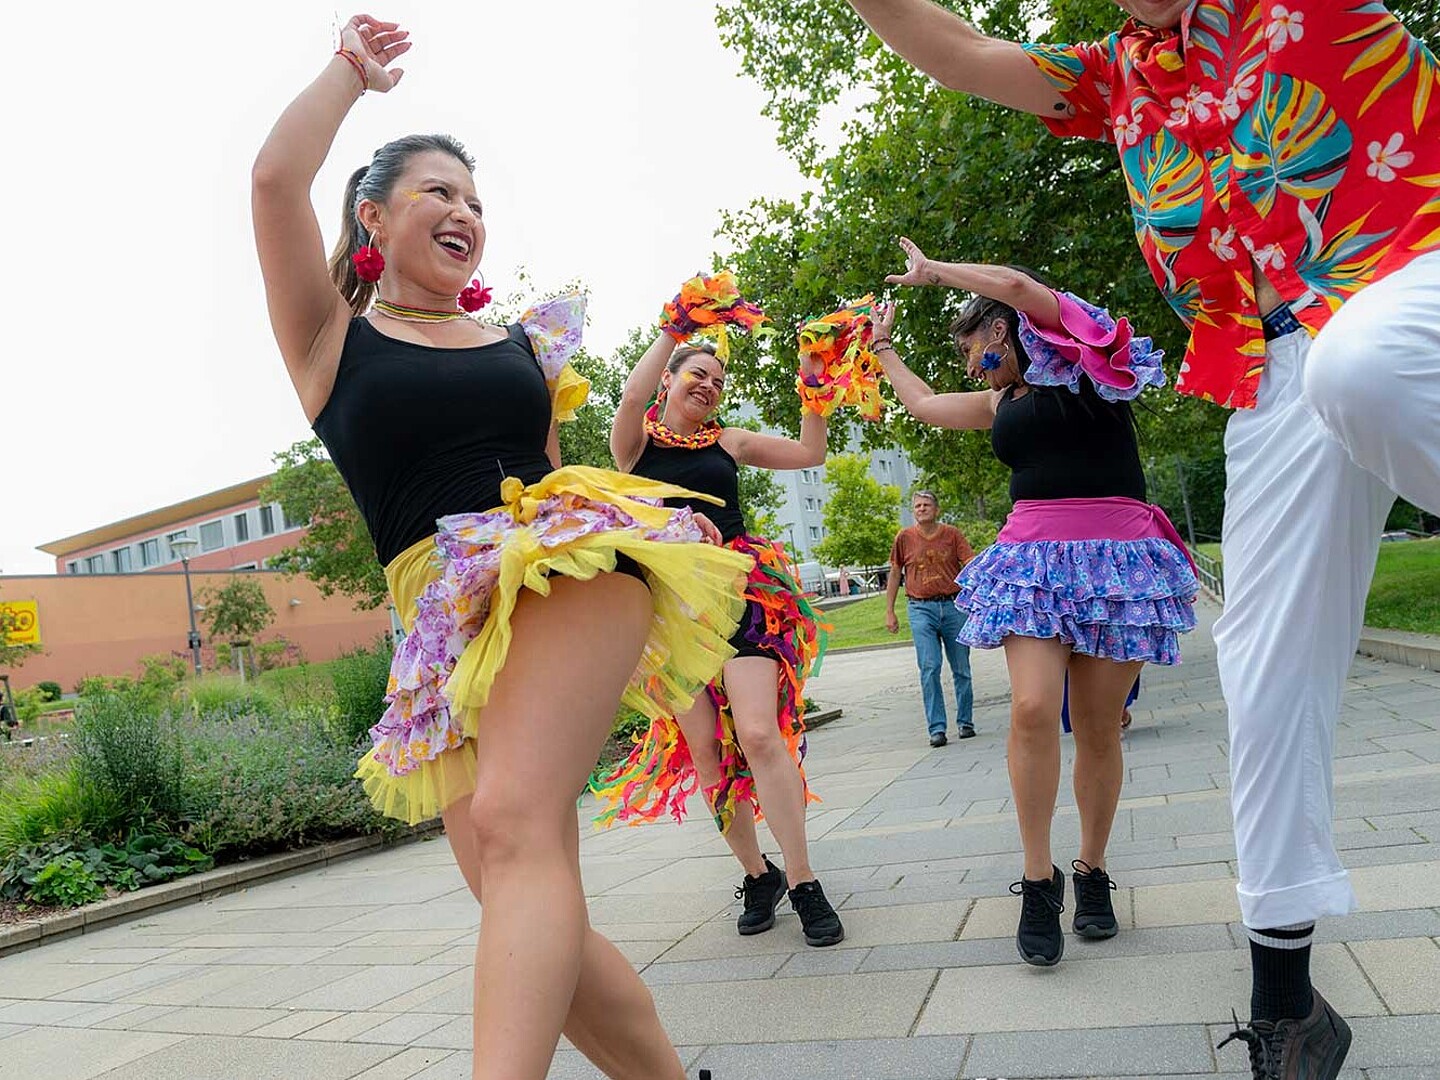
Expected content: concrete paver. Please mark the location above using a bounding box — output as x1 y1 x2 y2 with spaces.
3 601 1440 1076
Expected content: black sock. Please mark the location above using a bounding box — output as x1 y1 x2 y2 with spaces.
1248 923 1315 1021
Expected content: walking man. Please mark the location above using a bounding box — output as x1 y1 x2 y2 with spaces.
886 490 975 746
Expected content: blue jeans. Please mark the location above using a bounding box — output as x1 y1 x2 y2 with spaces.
907 598 973 736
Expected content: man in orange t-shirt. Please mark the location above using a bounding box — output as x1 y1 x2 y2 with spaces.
886 491 975 746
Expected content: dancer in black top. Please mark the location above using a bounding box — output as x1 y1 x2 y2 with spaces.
874 239 1196 967
252 15 749 1079
595 305 845 948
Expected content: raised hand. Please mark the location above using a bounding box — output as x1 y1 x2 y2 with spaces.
340 14 412 92
884 237 941 287
872 300 898 344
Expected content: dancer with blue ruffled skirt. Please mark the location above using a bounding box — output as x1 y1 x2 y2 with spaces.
873 238 1197 968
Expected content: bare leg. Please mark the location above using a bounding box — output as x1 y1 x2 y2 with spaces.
1002 636 1071 882
673 697 767 876
464 574 684 1080
1067 655 1145 870
725 656 815 883
441 805 681 1080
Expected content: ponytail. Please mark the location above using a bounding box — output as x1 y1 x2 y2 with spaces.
328 165 375 317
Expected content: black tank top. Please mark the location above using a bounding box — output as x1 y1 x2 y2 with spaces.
989 384 1146 503
312 319 554 565
632 438 747 543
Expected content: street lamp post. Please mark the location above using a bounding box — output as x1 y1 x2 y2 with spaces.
170 536 203 676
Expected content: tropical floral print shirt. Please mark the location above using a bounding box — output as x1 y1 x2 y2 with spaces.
1024 2 1440 407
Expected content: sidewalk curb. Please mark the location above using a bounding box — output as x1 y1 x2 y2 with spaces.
828 640 914 656
0 823 445 959
1357 626 1440 671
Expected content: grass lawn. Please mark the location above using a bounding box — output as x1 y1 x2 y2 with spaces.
1195 537 1440 636
823 594 912 651
1365 539 1440 635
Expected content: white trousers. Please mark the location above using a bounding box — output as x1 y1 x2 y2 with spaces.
1215 251 1440 929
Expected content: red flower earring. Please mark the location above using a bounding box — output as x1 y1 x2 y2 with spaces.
458 273 492 313
352 236 385 283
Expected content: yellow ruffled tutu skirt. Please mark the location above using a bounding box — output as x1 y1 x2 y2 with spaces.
354 465 750 825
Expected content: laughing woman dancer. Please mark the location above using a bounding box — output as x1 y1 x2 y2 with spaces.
876 239 1196 967
251 17 750 1079
595 316 844 948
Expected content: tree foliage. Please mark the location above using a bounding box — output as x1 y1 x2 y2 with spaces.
197 577 275 645
713 1 1438 527
262 439 388 610
815 454 902 566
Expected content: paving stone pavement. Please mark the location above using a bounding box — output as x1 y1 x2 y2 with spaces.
2 602 1438 1079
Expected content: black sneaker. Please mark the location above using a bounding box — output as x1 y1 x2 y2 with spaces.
788 880 845 947
1010 866 1065 966
930 731 948 747
1216 989 1352 1079
1071 860 1119 939
735 857 787 936
958 725 976 739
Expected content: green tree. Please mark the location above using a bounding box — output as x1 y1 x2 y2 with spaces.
557 349 625 469
262 439 388 610
739 463 789 538
198 577 274 645
713 0 1437 533
815 454 902 566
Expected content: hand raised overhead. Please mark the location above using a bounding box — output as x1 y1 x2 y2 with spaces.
340 14 412 92
884 237 941 287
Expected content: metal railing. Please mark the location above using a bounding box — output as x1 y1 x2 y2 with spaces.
1190 546 1224 602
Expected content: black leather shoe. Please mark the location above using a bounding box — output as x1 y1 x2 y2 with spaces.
929 731 947 747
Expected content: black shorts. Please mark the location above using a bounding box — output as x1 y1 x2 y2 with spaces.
727 597 779 661
612 553 648 584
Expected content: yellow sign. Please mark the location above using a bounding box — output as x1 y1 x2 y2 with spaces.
1 601 40 646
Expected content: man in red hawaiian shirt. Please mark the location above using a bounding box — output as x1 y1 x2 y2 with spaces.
842 2 1440 1075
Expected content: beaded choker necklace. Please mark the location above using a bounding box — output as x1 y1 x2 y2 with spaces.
373 298 471 323
643 401 722 449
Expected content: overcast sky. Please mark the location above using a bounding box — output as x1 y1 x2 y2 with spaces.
5 1 820 574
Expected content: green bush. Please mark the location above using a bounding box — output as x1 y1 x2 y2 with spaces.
0 765 126 856
179 675 279 719
180 709 393 857
328 640 393 748
72 691 187 826
138 653 189 694
75 674 137 698
13 687 48 725
36 682 62 703
0 831 212 906
255 636 304 672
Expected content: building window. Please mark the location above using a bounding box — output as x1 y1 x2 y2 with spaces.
167 531 191 560
87 554 108 574
112 548 133 573
234 512 250 543
200 520 224 552
809 526 821 541
232 562 259 571
259 505 276 536
804 497 816 512
140 538 160 567
67 561 81 575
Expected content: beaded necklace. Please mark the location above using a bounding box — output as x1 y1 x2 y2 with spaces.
643 400 722 450
373 298 472 324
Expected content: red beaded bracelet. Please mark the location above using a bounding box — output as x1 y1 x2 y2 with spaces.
335 48 369 92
